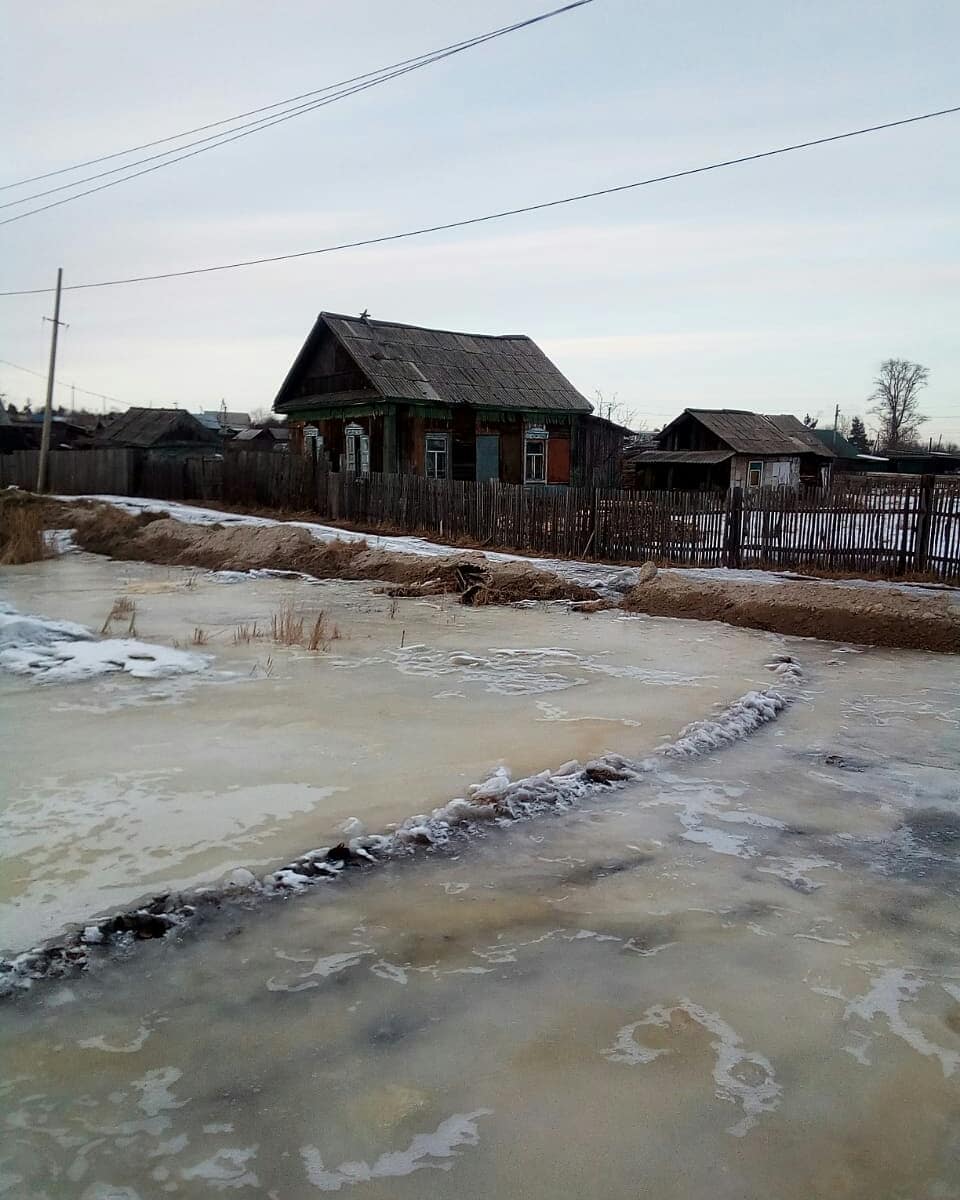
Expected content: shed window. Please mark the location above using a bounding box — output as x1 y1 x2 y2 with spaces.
524 432 547 484
425 433 448 480
746 460 763 488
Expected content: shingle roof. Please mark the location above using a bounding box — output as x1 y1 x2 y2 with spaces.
626 449 733 464
96 407 218 448
669 409 834 457
235 425 289 441
200 410 251 429
811 428 859 458
279 313 592 414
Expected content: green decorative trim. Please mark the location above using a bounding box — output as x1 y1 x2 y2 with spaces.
285 398 580 425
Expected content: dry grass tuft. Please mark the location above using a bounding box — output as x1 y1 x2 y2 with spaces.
271 600 304 646
100 596 137 637
0 503 48 565
233 622 264 645
307 614 327 652
191 627 209 646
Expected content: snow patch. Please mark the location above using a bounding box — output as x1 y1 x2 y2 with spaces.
604 1001 782 1136
844 967 959 1077
300 1109 491 1190
0 600 208 684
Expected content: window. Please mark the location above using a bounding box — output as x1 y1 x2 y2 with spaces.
524 436 547 483
345 423 369 476
746 460 763 488
425 433 448 480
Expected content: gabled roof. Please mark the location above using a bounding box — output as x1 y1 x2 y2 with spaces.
276 312 592 414
663 409 834 457
96 407 219 448
811 428 860 458
200 410 251 429
235 425 289 441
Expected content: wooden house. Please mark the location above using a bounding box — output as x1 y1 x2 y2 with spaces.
624 408 834 491
810 428 889 473
229 425 290 452
94 408 222 456
273 312 625 486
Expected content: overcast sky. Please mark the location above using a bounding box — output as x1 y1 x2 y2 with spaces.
2 0 958 441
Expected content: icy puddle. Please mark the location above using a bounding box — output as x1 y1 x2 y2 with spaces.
1 552 773 952
1 639 959 1198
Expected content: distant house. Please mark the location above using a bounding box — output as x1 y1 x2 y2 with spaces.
273 312 626 487
229 425 290 452
0 410 89 453
95 408 221 455
199 410 252 437
881 449 960 476
624 408 834 491
810 428 888 473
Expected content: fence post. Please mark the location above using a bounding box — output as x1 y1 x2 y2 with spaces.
724 487 743 569
914 474 935 575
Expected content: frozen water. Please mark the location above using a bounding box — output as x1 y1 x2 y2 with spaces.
1 534 958 1199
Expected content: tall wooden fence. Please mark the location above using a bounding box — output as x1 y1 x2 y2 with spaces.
2 448 959 581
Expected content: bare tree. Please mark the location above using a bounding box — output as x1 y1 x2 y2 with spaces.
802 412 819 429
593 390 644 431
869 359 929 449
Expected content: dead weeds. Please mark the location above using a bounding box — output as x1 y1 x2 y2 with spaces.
100 596 138 637
0 501 48 564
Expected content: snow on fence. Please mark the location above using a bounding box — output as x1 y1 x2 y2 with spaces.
2 449 960 580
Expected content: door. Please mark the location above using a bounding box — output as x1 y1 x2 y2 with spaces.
476 434 500 481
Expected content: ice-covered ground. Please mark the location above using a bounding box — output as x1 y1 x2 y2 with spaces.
55 492 960 601
1 551 787 952
2 630 958 1199
0 599 208 683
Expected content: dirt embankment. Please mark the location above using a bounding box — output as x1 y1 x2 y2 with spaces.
621 571 960 653
9 494 960 651
64 505 596 607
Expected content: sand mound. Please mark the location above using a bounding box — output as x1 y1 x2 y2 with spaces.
68 511 596 606
621 572 960 653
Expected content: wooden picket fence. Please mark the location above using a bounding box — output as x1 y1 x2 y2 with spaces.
2 448 960 581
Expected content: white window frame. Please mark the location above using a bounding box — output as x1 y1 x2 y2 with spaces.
746 460 763 488
524 427 548 484
345 423 370 477
425 432 449 480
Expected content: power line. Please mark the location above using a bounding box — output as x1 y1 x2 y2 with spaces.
0 356 128 406
1 102 956 297
0 1 594 194
0 1 596 225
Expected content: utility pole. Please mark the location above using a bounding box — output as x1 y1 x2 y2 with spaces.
36 268 65 493
833 404 840 435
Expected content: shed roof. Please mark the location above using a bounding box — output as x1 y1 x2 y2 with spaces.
664 409 834 457
97 407 218 448
277 312 592 414
235 425 289 442
625 449 733 465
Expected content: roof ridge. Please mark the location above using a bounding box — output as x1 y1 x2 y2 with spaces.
320 311 531 342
